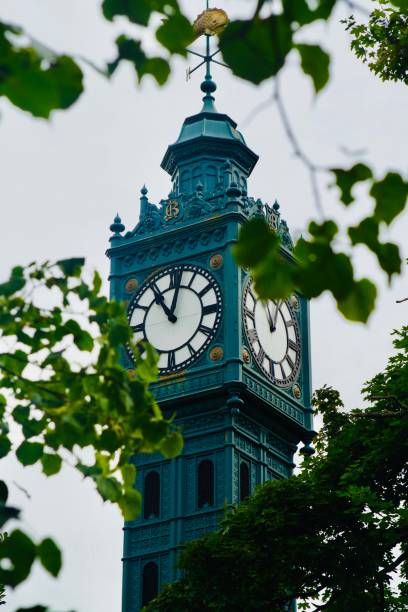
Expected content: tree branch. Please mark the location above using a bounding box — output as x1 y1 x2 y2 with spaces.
273 77 325 219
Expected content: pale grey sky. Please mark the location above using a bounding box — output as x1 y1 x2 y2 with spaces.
1 1 407 610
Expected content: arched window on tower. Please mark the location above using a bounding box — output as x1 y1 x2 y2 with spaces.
142 561 159 607
197 459 214 509
240 462 250 501
143 471 160 519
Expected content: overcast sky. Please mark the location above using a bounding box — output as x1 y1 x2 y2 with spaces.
1 1 407 610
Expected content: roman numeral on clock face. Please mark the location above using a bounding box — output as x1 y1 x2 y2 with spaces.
198 284 212 298
132 323 144 334
248 328 258 343
288 340 299 352
169 269 183 289
198 324 212 337
202 303 218 315
168 351 176 369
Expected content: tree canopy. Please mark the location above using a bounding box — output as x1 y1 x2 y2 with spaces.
0 260 182 608
146 325 408 611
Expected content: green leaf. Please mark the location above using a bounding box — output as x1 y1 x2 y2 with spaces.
56 257 85 276
99 428 119 453
96 476 122 502
0 435 11 459
160 431 184 458
139 57 171 86
0 275 25 297
348 217 401 279
296 44 330 93
331 163 373 205
121 463 136 488
134 342 158 382
12 405 30 425
156 14 195 56
0 480 8 504
75 329 94 352
370 172 408 225
253 252 294 300
0 529 36 587
37 537 62 577
0 504 20 529
119 488 142 521
109 321 130 347
338 279 377 323
220 15 292 84
109 35 168 84
233 218 278 267
16 441 43 466
0 28 84 119
41 453 62 476
102 0 152 26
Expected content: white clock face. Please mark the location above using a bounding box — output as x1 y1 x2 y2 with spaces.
127 264 222 374
243 280 301 386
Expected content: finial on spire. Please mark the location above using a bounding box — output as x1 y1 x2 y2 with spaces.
110 213 125 236
186 4 230 109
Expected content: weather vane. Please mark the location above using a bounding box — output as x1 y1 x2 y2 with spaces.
186 3 230 84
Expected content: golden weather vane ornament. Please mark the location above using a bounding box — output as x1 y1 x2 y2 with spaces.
193 7 229 36
186 2 230 82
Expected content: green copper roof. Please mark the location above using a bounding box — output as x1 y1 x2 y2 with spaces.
161 76 258 177
175 111 246 145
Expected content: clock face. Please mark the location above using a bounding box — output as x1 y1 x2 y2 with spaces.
243 280 301 387
127 264 222 374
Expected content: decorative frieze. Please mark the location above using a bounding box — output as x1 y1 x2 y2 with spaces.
127 524 170 556
235 434 260 460
184 432 225 454
235 414 261 440
242 374 304 424
266 433 292 459
182 411 226 433
155 371 224 401
183 513 218 541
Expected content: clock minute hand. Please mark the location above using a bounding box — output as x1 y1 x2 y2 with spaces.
263 302 275 332
272 300 282 330
170 273 182 317
151 284 177 323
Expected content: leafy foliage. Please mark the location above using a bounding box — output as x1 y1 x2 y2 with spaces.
0 23 83 118
0 260 183 591
345 1 408 85
146 327 408 611
233 163 406 322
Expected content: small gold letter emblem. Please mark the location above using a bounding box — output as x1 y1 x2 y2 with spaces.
165 200 180 221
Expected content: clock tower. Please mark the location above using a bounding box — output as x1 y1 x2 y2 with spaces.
107 33 314 612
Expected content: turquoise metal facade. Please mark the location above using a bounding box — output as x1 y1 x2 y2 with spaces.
107 80 314 612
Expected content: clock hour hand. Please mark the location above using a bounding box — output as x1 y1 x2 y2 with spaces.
151 284 177 323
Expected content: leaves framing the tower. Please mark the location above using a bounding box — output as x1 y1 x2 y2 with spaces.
127 264 222 374
243 279 301 387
